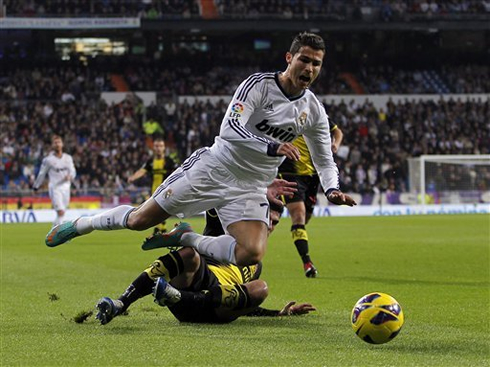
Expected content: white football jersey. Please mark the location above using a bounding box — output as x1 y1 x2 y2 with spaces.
211 71 339 192
33 152 76 190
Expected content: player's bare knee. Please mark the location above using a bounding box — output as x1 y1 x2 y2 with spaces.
258 281 269 303
126 214 149 231
126 200 168 230
247 280 269 306
253 280 269 302
229 221 268 265
179 247 200 272
247 250 264 265
235 247 264 266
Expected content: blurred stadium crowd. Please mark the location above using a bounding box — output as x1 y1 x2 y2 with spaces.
1 60 488 198
1 0 489 203
4 0 490 19
1 58 488 97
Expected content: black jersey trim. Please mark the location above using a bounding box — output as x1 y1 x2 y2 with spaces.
181 147 207 170
228 118 271 145
274 72 306 101
227 118 248 139
236 73 261 101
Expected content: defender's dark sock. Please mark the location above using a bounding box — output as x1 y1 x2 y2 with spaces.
118 272 154 311
291 224 311 264
118 251 185 311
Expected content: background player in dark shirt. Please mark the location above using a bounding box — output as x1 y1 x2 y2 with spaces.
278 117 343 278
128 135 178 233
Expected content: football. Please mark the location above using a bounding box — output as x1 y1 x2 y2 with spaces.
351 292 404 344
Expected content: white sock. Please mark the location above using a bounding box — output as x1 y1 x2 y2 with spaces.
76 205 134 234
181 233 237 264
53 214 64 227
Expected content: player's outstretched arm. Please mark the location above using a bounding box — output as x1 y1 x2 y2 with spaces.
246 301 316 317
279 301 317 316
128 168 147 183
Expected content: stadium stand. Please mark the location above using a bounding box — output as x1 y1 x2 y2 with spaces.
4 0 490 19
2 55 487 98
1 0 488 206
3 0 201 18
111 62 490 95
1 87 488 200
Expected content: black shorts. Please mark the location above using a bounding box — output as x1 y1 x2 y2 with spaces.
280 174 320 214
168 256 226 323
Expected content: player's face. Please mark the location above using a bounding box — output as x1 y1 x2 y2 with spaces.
52 138 63 153
286 46 324 91
268 210 281 234
153 140 165 158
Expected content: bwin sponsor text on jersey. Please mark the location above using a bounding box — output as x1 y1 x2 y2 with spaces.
255 120 296 142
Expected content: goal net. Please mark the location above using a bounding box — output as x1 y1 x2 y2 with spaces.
408 155 490 205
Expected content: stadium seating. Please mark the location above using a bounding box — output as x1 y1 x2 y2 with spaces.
1 0 488 201
4 0 490 19
1 88 488 199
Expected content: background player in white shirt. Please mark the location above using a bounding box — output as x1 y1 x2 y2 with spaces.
46 32 356 268
33 135 76 227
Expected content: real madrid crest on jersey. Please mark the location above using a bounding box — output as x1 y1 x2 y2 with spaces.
297 111 308 126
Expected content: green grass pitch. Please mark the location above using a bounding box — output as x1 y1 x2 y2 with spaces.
1 214 489 366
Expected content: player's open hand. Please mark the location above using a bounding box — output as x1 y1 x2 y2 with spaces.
277 143 300 161
279 301 317 316
267 178 297 206
327 190 357 206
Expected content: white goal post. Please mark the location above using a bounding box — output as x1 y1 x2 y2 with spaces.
408 155 490 208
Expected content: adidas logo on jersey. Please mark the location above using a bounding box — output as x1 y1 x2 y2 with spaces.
255 119 296 142
264 103 274 112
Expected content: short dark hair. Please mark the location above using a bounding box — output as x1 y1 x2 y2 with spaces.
153 134 165 143
289 32 325 55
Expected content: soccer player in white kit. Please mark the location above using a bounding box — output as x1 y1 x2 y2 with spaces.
33 135 76 227
46 32 356 267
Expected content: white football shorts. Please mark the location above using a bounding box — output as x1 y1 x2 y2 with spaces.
49 186 71 211
152 148 270 232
